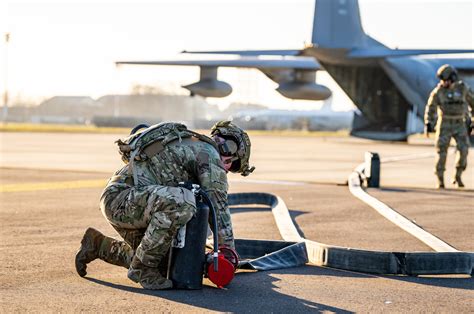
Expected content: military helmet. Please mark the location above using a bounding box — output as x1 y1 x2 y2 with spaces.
211 120 255 176
437 64 458 82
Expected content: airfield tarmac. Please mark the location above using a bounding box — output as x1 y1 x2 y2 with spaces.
1 131 473 312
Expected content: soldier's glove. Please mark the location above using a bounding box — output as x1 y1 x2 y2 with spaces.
178 182 214 207
177 182 201 198
466 116 473 135
177 181 195 191
424 123 434 134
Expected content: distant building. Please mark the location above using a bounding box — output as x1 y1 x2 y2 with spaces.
28 96 101 124
5 93 352 131
37 96 101 115
7 94 222 126
96 94 212 121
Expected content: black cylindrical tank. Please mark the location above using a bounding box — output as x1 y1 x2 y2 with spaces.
169 200 209 289
365 151 380 188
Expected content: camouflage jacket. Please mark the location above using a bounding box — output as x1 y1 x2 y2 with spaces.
113 136 234 248
424 80 474 125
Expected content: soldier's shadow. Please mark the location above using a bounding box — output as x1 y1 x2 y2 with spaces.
86 266 357 313
377 186 474 195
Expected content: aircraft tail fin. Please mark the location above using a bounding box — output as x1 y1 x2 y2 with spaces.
311 0 369 49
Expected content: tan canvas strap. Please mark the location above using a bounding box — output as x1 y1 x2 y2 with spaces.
143 141 165 158
128 150 139 186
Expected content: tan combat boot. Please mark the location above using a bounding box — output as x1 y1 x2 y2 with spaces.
452 169 465 188
75 227 132 277
436 174 445 189
75 227 105 277
127 255 173 290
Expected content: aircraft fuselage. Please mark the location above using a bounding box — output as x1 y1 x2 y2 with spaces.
304 45 473 140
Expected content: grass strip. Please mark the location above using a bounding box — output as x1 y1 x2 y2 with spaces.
0 122 349 137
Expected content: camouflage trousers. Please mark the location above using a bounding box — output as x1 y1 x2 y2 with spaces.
435 119 470 176
99 175 196 268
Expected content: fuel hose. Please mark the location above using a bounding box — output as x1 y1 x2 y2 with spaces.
194 187 219 272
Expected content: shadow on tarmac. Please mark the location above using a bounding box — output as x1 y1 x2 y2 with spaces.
83 200 472 311
382 274 474 290
86 266 358 313
289 209 308 239
309 266 474 291
85 264 472 312
375 187 474 196
230 206 270 214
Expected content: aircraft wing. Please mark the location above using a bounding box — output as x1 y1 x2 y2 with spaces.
116 56 320 70
347 48 474 59
181 49 301 56
182 47 474 60
116 56 330 100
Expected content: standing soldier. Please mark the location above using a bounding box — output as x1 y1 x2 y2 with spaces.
75 121 254 289
424 64 473 188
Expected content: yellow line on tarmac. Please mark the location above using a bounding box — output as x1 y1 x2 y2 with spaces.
0 179 106 193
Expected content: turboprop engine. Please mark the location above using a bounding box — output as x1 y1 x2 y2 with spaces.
183 66 232 98
275 69 331 101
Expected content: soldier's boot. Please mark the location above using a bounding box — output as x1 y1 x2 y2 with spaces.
436 173 445 189
127 255 173 290
452 168 465 188
75 227 132 277
75 228 104 277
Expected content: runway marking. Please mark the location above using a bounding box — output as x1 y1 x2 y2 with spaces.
1 178 305 193
349 153 459 252
230 179 308 186
0 179 106 193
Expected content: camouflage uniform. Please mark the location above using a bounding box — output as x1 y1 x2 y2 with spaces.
424 79 474 186
96 136 234 271
76 121 253 289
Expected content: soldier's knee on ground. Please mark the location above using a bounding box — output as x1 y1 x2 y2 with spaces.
127 255 173 290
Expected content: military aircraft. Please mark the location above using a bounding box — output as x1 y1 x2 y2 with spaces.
117 0 474 141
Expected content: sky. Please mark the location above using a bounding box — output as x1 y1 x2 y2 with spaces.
1 0 473 111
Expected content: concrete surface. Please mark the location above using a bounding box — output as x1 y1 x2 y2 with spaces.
0 132 473 312
1 132 473 189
